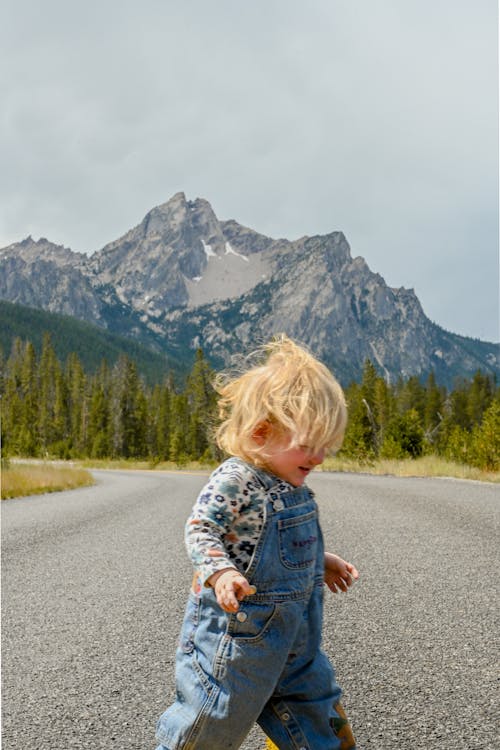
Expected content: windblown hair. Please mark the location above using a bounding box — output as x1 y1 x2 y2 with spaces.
213 335 347 465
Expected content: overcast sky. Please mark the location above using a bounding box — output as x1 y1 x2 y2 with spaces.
2 0 498 342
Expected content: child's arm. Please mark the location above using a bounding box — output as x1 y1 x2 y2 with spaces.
185 464 251 588
185 461 264 609
324 552 359 594
207 568 257 613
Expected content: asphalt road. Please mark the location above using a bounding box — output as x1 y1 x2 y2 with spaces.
1 469 498 750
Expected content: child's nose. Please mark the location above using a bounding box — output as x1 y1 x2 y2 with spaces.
309 449 325 465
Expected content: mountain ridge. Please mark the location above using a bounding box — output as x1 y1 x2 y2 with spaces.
1 192 498 387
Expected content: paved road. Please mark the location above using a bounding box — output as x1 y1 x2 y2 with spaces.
2 470 498 749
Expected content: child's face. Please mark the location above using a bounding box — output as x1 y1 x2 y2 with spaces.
262 434 326 487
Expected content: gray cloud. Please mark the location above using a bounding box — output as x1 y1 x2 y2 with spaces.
1 0 498 340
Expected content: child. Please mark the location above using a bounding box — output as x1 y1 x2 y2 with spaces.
156 335 359 750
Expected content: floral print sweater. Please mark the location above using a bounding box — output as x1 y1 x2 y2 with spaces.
185 458 293 586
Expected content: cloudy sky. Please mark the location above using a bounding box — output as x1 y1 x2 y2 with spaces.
2 0 498 341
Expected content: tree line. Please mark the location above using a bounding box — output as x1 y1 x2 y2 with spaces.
342 360 498 470
1 335 498 471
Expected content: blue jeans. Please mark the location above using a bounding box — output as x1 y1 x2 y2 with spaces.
156 465 354 749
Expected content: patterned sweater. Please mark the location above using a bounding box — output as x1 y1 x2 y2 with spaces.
185 458 294 586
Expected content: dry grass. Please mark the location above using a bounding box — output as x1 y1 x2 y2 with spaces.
1 462 95 500
321 455 500 483
2 453 497 501
82 455 499 483
79 458 215 473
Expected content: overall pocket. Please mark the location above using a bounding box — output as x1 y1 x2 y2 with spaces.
278 510 319 569
228 600 277 642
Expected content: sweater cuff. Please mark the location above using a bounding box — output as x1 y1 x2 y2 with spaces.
198 560 239 588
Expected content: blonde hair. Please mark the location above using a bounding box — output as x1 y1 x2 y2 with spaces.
214 335 347 465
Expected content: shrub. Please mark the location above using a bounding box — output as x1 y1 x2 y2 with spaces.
469 401 500 471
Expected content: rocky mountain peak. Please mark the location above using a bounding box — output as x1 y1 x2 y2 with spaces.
139 192 225 252
1 192 497 385
1 236 80 267
304 231 351 266
87 193 274 313
142 191 191 235
0 235 103 321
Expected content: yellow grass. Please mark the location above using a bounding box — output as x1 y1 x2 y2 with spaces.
79 457 215 472
2 453 497 501
1 462 95 500
321 455 500 483
81 455 499 482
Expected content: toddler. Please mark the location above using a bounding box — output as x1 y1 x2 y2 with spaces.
156 335 358 749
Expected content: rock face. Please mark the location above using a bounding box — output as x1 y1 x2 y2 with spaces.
88 193 275 314
0 236 105 322
1 193 498 385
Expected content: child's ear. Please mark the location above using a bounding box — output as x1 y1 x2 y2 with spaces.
252 421 271 446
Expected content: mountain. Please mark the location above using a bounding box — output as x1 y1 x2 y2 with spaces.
0 300 184 384
1 192 498 386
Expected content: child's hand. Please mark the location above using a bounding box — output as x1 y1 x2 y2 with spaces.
324 552 359 594
208 568 257 613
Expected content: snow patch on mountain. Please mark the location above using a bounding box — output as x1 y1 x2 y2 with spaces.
185 247 271 307
201 239 216 259
225 242 249 262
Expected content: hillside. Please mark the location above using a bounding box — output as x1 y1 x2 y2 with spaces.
0 300 185 384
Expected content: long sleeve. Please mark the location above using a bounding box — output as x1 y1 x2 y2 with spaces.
184 459 267 586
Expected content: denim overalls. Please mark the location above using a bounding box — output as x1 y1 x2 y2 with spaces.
156 462 355 750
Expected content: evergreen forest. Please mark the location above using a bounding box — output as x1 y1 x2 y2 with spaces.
1 335 499 472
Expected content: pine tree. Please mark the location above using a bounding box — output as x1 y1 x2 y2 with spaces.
185 349 216 459
111 356 147 458
380 408 424 459
423 372 445 446
134 386 149 458
169 392 189 462
448 380 471 431
2 338 26 455
359 360 381 453
52 362 70 456
87 372 111 458
466 371 494 427
397 375 426 419
360 359 378 407
373 376 395 447
38 333 63 454
18 341 39 455
150 378 174 460
0 348 5 457
66 353 87 457
341 382 376 460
